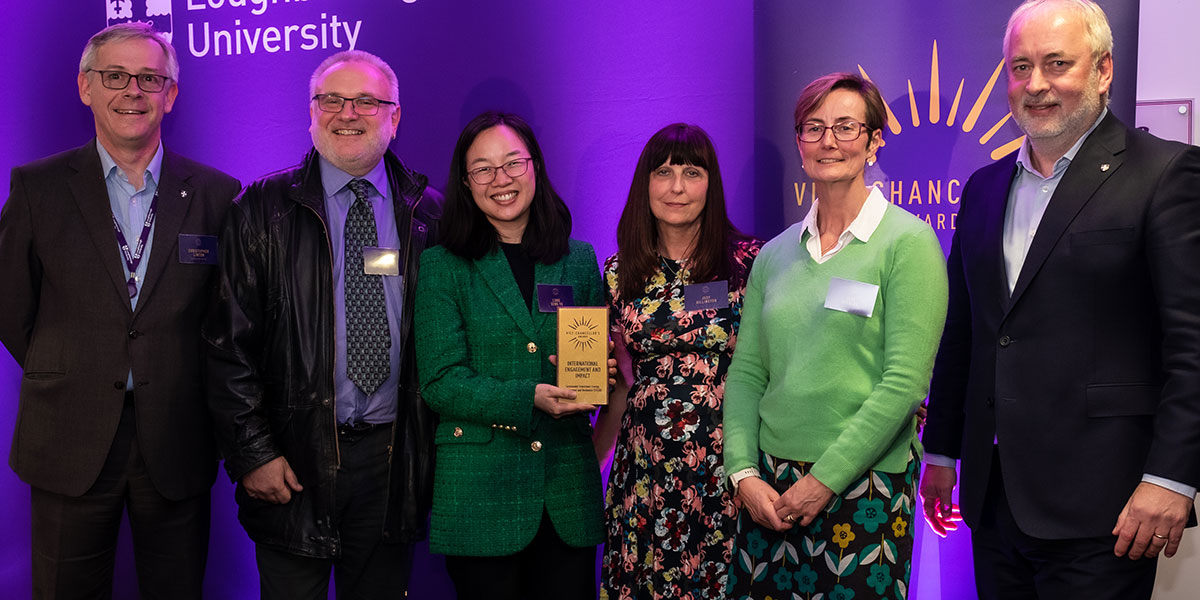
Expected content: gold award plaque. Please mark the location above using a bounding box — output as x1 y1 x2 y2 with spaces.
556 306 608 405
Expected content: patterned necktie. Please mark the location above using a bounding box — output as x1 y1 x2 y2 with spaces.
344 179 391 394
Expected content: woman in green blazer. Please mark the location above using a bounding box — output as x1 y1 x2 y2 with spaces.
414 111 604 600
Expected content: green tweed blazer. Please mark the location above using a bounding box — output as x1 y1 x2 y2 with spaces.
414 239 605 556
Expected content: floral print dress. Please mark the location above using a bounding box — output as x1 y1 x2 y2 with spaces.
600 239 761 600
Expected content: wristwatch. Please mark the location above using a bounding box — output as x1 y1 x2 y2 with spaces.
729 467 760 493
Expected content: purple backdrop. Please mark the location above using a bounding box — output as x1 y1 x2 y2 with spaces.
0 0 1140 598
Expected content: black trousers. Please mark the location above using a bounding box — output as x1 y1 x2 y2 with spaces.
972 450 1158 600
30 396 210 600
256 424 413 600
444 511 596 600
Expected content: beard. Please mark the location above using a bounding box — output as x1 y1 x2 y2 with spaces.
309 124 392 176
1012 71 1104 142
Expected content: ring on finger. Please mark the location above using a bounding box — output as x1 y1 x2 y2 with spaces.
1153 533 1168 540
784 514 796 523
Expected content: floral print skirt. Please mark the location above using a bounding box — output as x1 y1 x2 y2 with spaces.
728 452 917 600
599 394 737 600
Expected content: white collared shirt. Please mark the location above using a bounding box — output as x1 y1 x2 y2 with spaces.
798 185 889 263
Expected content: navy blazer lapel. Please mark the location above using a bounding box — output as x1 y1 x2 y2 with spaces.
135 149 196 312
972 157 1019 315
67 140 133 309
532 255 568 337
476 248 538 339
1009 114 1125 308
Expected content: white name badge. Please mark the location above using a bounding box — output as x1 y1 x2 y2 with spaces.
824 277 879 317
362 247 401 276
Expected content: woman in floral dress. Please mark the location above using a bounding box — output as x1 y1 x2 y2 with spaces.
594 123 761 599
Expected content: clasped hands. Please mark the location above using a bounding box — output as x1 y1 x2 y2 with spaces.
737 473 836 531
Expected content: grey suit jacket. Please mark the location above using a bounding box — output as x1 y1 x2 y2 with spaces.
0 139 240 499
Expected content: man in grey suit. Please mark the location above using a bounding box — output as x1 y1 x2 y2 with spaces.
0 22 239 598
920 1 1200 599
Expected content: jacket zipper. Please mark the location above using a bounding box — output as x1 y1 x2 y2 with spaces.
300 201 342 469
303 173 425 542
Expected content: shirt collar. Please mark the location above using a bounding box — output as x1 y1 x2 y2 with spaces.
96 140 164 190
319 155 389 202
1014 107 1108 177
799 185 889 245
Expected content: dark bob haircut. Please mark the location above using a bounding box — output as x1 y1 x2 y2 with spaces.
440 111 571 264
615 123 749 301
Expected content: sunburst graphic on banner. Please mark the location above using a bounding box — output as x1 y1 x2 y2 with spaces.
859 40 1025 161
792 39 1024 219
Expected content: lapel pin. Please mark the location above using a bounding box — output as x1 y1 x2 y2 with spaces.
180 190 188 197
1100 164 1110 172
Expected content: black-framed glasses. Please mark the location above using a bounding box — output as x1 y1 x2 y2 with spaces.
87 69 171 93
466 157 534 185
795 120 871 143
312 94 396 116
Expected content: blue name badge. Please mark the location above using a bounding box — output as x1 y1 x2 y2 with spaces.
177 234 218 265
536 284 575 313
684 280 729 311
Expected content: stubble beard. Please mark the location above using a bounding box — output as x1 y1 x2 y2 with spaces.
1013 70 1104 144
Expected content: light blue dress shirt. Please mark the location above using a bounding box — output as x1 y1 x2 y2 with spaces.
98 141 163 391
98 141 163 311
1002 109 1107 292
319 157 404 426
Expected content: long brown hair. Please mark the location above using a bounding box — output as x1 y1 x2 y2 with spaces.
615 123 749 301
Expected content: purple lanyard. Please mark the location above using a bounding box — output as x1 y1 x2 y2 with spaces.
111 188 159 298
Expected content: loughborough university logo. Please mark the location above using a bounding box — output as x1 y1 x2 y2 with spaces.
107 0 173 41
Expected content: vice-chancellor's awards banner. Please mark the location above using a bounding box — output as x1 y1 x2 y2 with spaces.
752 1 1139 597
753 0 1139 251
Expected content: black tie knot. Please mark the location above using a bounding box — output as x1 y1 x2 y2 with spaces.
347 179 371 203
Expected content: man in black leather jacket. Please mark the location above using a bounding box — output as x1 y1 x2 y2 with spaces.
203 50 441 598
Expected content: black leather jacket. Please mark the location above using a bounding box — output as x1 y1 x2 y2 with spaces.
204 148 442 557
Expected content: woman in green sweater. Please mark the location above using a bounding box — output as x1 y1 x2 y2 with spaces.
723 73 948 600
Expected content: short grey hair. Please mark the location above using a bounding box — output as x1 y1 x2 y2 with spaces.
1003 0 1113 64
79 22 179 82
308 50 399 103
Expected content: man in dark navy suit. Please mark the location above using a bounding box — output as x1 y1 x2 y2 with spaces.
920 1 1200 599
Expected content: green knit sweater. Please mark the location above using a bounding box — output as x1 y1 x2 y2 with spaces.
723 204 948 495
